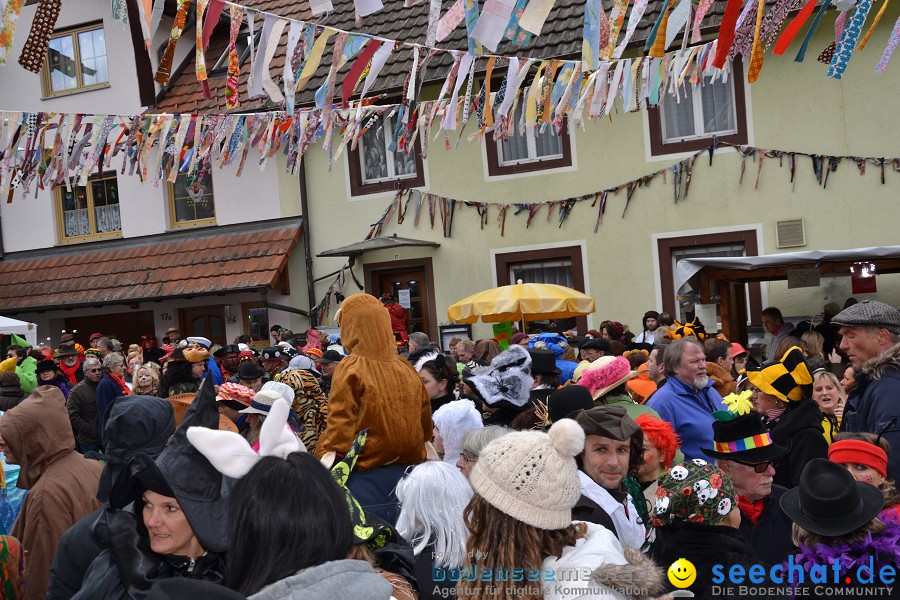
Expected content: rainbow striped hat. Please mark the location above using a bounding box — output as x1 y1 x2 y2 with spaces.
701 412 788 463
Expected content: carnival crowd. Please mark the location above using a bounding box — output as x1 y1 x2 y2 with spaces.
0 293 898 599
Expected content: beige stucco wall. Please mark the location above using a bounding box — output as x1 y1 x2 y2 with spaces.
300 4 900 341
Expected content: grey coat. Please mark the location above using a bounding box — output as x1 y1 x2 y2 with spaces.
66 379 100 446
249 560 392 600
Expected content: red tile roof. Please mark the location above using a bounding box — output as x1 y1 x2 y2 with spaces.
0 221 302 312
153 0 742 114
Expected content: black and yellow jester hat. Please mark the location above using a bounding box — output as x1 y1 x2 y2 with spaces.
745 346 812 403
668 317 708 341
331 429 392 548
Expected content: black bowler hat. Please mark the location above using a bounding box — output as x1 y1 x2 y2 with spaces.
781 459 884 537
236 361 265 380
528 349 561 376
701 412 788 462
547 385 594 423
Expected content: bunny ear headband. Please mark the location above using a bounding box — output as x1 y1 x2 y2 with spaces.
186 398 306 479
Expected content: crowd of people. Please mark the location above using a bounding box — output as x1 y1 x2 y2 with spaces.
0 294 898 599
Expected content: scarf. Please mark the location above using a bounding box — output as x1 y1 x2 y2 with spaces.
738 495 766 525
59 360 82 386
765 407 787 421
108 373 131 396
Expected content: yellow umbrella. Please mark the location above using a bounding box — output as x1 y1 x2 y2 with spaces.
447 282 596 324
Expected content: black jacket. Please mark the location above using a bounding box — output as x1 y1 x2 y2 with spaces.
842 343 900 483
766 399 827 488
47 508 105 600
650 521 782 600
737 484 796 566
67 379 101 446
0 377 24 411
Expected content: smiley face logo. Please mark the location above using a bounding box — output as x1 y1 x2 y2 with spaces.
667 558 697 588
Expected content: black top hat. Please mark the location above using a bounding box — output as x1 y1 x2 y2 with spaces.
528 349 561 376
236 361 265 380
780 458 884 537
701 412 788 462
547 386 594 423
213 344 241 358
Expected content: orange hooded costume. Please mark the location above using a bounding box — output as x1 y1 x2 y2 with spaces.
315 294 432 470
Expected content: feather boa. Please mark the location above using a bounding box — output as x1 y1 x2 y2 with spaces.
790 517 900 581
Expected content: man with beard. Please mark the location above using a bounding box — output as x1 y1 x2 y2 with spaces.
56 344 84 386
632 310 660 345
570 406 647 550
213 344 241 381
647 338 726 460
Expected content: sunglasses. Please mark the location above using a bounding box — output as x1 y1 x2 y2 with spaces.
732 459 778 473
85 368 102 373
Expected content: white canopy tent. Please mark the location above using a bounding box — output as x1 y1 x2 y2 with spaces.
0 315 37 347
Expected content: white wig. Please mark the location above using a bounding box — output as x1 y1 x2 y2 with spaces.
396 461 473 568
432 399 483 467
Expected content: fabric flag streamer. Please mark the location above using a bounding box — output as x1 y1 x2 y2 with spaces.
297 28 336 90
602 0 629 58
354 0 384 18
827 0 875 78
747 0 767 82
342 39 382 107
644 0 672 52
464 0 483 54
435 0 466 42
857 0 891 50
773 0 817 54
691 0 715 43
225 5 243 110
615 0 649 57
876 15 900 72
155 0 190 84
0 0 26 65
426 0 442 46
203 0 225 49
712 0 743 68
472 0 517 52
664 0 693 49
282 21 303 111
359 41 394 101
519 0 557 35
248 14 276 100
310 0 334 16
649 1 672 57
505 0 535 45
195 0 212 99
261 19 289 102
17 0 62 73
582 0 603 69
794 0 834 62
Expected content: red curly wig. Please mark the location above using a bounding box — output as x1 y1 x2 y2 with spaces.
634 414 680 469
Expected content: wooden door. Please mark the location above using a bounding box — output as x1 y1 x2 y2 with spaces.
364 258 437 342
65 310 155 347
178 305 227 345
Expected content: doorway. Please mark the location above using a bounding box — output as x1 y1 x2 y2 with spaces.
364 258 437 342
65 310 155 347
178 305 227 345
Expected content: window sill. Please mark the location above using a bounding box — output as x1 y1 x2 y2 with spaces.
42 83 111 100
58 231 122 245
169 217 218 230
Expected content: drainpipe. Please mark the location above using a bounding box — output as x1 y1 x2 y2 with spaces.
261 288 309 317
298 157 317 327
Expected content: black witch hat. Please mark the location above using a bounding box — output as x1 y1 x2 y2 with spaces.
110 377 228 553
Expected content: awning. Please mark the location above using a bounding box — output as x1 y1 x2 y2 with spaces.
317 234 440 257
0 220 302 313
675 245 900 291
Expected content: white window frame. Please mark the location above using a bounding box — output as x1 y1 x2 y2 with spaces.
659 75 739 144
359 113 419 186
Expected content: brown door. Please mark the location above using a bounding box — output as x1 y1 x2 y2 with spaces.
364 258 437 342
65 310 155 347
178 305 227 345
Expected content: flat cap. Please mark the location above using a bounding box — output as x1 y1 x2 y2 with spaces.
831 300 900 335
572 406 641 441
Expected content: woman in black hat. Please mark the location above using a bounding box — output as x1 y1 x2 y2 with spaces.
746 346 828 488
72 380 228 598
35 359 71 399
781 459 900 593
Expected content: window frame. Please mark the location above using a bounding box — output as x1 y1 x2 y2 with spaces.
209 28 261 77
347 112 425 196
167 170 217 230
55 171 123 244
486 115 573 177
241 301 270 349
647 59 748 157
42 21 110 98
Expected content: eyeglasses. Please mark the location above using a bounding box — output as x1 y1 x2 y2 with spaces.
732 459 778 473
85 368 102 373
459 451 477 464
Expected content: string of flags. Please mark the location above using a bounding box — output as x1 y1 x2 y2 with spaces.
364 140 900 240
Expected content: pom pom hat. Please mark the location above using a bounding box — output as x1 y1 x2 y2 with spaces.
469 418 585 530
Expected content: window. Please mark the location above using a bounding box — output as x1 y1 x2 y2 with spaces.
169 171 216 228
647 59 748 156
348 112 425 196
56 172 121 242
241 302 270 348
43 23 108 96
495 246 586 334
486 103 572 176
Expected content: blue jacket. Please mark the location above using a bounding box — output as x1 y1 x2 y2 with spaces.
842 343 900 483
646 375 725 461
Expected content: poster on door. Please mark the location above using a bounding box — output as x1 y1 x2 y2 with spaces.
398 289 412 308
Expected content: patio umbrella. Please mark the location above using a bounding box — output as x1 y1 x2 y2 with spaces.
447 282 596 324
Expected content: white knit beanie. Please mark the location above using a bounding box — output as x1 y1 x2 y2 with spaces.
469 418 585 530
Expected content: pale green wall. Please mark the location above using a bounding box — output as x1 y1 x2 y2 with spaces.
295 5 900 340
